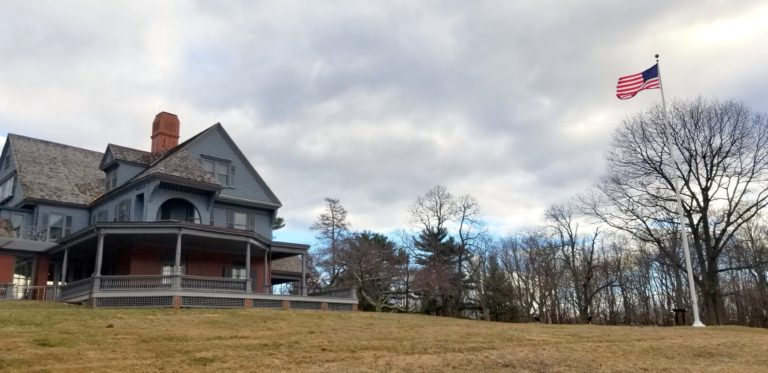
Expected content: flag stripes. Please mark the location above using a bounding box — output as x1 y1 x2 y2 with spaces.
616 64 660 100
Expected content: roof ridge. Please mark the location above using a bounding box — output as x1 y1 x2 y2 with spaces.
10 133 104 156
107 143 150 153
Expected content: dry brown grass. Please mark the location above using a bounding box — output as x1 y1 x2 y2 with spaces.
0 301 766 372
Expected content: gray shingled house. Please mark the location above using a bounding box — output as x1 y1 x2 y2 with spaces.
0 112 356 310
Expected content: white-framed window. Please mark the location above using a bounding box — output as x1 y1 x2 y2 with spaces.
0 176 15 201
161 264 185 276
230 266 247 280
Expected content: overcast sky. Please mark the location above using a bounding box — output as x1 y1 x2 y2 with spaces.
1 1 767 244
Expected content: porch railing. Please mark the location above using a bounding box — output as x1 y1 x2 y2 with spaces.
181 275 247 292
309 287 358 299
60 278 94 300
100 276 172 290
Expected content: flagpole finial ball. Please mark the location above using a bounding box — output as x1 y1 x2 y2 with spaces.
655 54 659 59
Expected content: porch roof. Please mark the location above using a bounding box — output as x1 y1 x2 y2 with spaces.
48 221 307 256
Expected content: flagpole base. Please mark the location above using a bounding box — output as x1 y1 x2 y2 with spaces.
692 320 706 328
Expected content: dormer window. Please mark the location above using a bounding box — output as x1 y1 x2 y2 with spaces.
202 158 235 187
3 156 9 169
105 167 118 191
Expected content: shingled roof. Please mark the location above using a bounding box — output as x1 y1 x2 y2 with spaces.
135 148 219 185
8 134 104 206
106 144 159 165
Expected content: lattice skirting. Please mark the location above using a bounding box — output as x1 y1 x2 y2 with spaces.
252 299 283 308
182 296 245 308
290 301 322 310
328 303 354 311
95 296 174 308
89 295 355 310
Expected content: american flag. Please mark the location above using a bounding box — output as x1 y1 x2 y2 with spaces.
616 64 660 100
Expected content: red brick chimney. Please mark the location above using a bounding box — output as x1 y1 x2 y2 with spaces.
151 112 180 154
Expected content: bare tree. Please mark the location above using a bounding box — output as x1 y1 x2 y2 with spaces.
581 98 768 324
546 204 615 324
311 197 350 287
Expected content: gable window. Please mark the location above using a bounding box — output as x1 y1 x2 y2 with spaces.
115 199 131 222
202 158 235 187
43 213 72 241
0 176 14 201
3 156 9 169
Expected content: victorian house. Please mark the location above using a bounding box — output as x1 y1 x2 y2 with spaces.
0 112 356 310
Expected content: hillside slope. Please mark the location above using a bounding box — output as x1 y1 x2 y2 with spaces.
0 302 766 372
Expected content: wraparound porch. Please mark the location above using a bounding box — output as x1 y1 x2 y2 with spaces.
56 275 357 310
48 222 311 297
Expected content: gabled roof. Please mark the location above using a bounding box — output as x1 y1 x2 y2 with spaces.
8 134 104 206
5 120 281 208
201 123 282 206
100 144 158 169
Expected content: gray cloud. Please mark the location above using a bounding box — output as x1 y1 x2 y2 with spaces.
1 0 767 242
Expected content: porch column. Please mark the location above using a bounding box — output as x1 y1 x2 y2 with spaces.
172 231 182 290
92 233 104 292
245 242 252 293
263 249 269 294
61 248 69 285
301 253 307 296
53 261 61 299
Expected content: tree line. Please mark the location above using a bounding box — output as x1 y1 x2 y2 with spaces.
299 98 768 327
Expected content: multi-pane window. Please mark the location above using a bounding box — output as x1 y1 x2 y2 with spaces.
232 212 247 230
230 266 247 279
202 158 235 186
0 176 14 201
212 207 260 232
45 213 72 241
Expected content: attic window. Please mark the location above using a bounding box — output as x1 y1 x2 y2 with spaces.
3 156 9 169
202 158 235 187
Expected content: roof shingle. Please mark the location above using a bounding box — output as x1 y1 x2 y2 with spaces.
9 134 104 205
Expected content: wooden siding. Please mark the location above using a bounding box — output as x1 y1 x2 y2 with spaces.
147 187 212 224
0 144 25 208
115 162 145 188
210 202 272 239
185 127 277 205
34 204 90 234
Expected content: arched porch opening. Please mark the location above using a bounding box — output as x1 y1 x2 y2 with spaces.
156 198 201 223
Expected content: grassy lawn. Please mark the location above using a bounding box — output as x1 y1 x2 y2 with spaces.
0 302 766 372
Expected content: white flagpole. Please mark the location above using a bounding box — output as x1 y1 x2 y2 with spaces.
655 54 705 327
